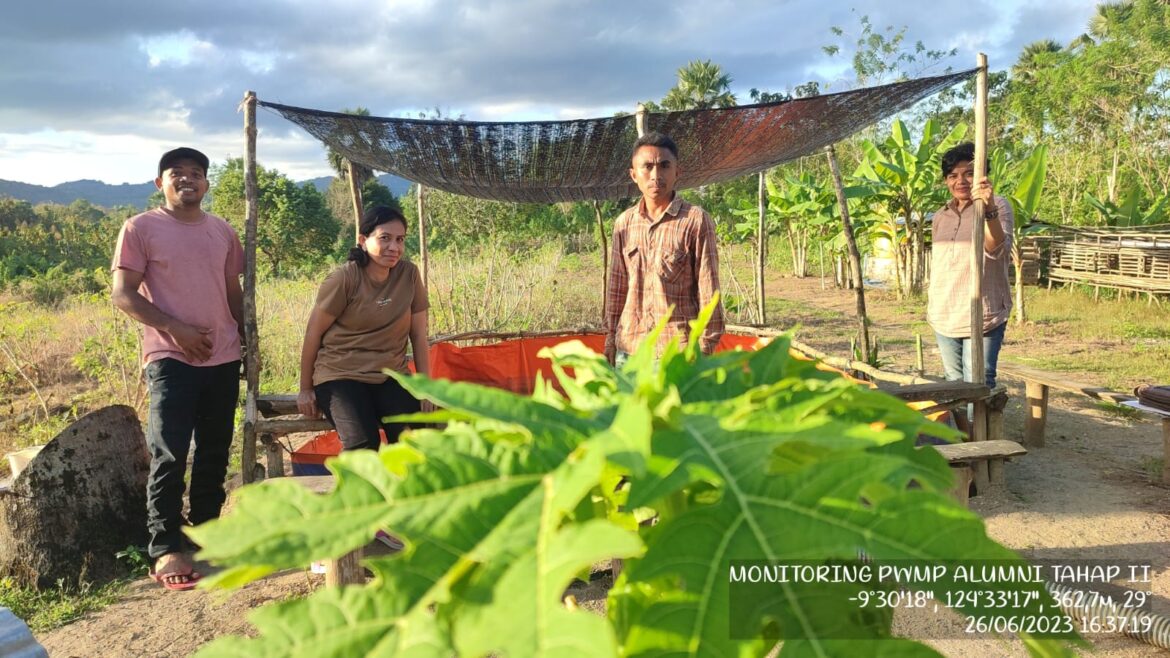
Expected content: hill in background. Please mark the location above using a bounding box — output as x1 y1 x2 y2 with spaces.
0 174 412 209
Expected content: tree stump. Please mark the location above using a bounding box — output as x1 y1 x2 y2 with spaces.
0 406 149 588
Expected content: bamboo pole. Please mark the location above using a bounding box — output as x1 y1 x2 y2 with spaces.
593 200 608 308
346 160 363 244
825 145 871 364
417 184 429 286
726 324 937 386
970 53 989 391
757 171 767 323
241 91 260 484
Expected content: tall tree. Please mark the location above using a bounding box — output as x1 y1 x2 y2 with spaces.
211 158 340 276
661 60 737 110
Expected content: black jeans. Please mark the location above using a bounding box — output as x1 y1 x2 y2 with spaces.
144 358 240 559
315 377 420 451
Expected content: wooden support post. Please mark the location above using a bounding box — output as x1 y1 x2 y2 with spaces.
241 91 261 484
949 465 972 507
346 160 363 244
986 459 1005 486
634 103 647 138
594 200 609 314
1162 418 1170 484
987 394 1007 442
969 53 989 391
417 184 429 286
757 171 767 324
1023 381 1048 447
325 548 364 587
971 400 990 492
825 145 870 364
915 333 924 375
264 436 284 479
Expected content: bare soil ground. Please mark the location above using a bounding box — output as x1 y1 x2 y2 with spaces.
36 277 1170 657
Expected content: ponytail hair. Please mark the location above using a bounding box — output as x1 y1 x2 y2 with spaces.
348 205 409 266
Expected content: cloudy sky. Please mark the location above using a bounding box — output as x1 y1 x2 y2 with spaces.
0 0 1099 186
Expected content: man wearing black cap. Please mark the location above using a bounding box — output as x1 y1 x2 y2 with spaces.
111 147 244 590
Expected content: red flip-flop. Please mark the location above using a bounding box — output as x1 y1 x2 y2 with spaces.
150 568 202 591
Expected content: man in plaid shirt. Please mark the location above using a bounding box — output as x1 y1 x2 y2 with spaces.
603 132 724 364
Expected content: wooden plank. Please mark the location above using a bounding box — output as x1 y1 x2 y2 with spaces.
934 439 1027 462
879 381 989 403
999 364 1136 404
255 418 333 435
257 394 298 417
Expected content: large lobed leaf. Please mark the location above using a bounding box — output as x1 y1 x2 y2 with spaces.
190 301 1074 657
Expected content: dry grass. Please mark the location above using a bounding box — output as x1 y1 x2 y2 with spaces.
0 246 605 471
5 243 1168 475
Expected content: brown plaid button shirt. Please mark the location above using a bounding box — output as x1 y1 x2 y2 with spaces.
927 195 1014 337
603 195 724 356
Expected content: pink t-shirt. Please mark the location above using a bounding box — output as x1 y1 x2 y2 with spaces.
112 208 244 367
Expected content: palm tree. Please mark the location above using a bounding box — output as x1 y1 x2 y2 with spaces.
661 60 737 111
1011 39 1062 84
1088 1 1131 41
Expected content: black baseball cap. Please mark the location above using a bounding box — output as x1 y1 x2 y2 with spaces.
158 147 210 176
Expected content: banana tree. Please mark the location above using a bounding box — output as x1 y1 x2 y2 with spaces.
990 145 1048 325
854 119 967 298
1084 188 1169 227
732 173 819 278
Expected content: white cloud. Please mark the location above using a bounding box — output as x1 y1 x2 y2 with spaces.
0 0 1099 186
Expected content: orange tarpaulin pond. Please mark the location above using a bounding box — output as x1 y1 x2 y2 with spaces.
291 333 946 474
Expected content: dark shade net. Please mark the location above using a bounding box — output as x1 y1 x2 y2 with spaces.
258 69 974 203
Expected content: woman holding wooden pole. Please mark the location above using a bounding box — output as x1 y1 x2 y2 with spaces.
927 141 1013 393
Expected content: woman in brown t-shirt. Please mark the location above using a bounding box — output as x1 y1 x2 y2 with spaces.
297 205 431 451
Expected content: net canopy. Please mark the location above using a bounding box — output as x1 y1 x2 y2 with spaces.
259 68 974 203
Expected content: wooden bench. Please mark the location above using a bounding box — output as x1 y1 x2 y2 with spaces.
998 363 1170 483
249 394 332 480
934 439 1027 506
880 379 1011 495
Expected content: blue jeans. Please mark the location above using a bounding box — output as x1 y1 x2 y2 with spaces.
934 322 1007 389
144 358 240 558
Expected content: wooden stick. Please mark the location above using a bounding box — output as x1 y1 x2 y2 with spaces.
727 324 937 386
417 184 429 287
594 200 609 314
241 91 261 484
429 326 600 345
635 103 647 137
915 333 925 375
825 145 871 364
969 52 989 388
1162 418 1170 484
757 171 767 323
346 160 363 244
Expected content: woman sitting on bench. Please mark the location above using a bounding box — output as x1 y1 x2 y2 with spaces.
297 205 431 451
